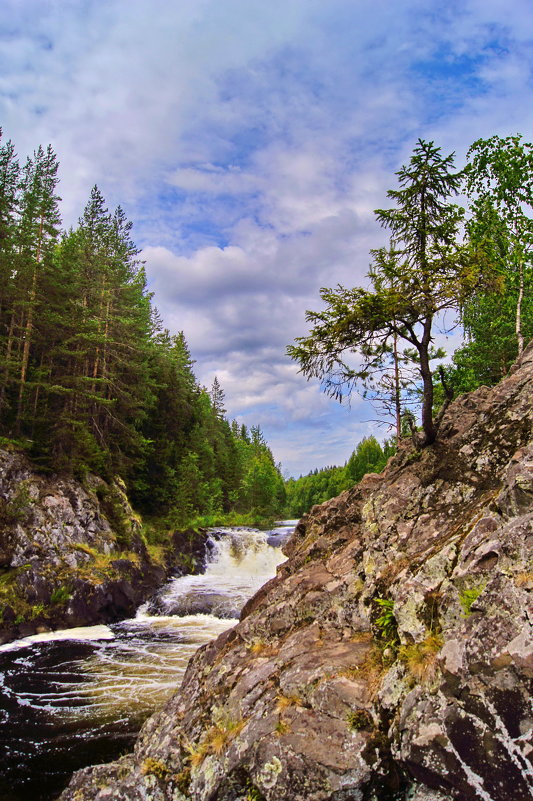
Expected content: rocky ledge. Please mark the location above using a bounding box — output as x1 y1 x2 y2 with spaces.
0 452 208 644
60 343 533 801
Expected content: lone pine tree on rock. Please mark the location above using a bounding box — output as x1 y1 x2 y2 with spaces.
288 139 496 446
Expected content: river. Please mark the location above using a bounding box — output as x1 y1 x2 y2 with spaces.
0 523 294 801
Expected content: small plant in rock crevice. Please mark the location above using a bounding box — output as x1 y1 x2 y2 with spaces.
50 585 71 605
245 777 266 801
275 719 290 736
398 633 443 684
373 597 399 648
183 711 246 767
141 758 169 781
0 482 33 525
459 581 486 617
347 709 373 731
275 693 303 712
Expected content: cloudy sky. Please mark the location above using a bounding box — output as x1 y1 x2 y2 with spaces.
2 0 532 476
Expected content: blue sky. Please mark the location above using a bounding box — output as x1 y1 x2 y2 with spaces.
2 0 532 476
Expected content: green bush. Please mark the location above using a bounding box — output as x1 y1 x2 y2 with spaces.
373 597 399 645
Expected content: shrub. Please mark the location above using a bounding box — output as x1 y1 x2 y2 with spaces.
50 586 71 605
347 709 373 731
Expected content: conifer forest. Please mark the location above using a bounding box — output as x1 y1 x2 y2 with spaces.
0 131 285 525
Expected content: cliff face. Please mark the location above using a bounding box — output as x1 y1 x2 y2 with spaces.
60 345 533 801
0 452 207 644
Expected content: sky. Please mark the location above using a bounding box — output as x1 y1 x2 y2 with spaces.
1 0 532 477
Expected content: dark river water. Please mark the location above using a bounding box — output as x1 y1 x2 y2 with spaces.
0 524 293 801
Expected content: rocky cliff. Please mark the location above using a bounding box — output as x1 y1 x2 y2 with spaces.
0 451 208 644
60 344 533 801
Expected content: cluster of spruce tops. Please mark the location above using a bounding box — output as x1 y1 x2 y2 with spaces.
0 131 285 522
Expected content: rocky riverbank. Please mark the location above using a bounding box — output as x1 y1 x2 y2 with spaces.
58 342 533 801
0 450 209 644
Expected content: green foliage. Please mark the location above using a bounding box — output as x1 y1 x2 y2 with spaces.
284 436 394 517
449 134 533 391
50 585 71 605
0 482 33 525
244 777 266 801
373 597 399 646
288 139 488 447
0 132 285 526
346 709 373 731
140 758 169 780
459 582 486 617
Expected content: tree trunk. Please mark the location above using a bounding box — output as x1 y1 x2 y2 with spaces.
0 310 16 410
418 318 436 446
393 332 401 446
516 259 524 356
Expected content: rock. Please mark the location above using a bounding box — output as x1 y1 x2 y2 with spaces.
0 453 209 644
59 342 533 800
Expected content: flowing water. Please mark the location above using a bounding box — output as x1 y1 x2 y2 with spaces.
0 523 294 801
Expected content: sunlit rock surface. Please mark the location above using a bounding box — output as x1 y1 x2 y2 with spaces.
60 343 533 801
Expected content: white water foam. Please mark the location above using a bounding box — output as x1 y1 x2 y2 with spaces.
0 624 115 653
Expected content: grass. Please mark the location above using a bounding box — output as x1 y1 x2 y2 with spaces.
340 642 392 698
184 712 246 767
275 693 303 712
515 572 533 588
141 758 169 780
398 633 443 684
71 543 141 582
50 585 71 605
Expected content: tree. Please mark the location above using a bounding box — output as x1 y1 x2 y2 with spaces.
210 376 226 418
464 134 533 357
288 140 485 446
0 131 20 416
345 436 393 483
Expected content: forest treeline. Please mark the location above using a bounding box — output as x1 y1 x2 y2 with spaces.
0 132 285 525
285 436 395 517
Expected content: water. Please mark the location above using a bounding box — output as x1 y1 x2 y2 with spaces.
0 523 294 801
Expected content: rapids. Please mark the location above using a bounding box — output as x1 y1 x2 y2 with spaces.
0 523 294 801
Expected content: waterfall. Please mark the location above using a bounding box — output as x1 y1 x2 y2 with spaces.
0 523 294 801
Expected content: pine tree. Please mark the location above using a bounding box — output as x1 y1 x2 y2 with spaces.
0 131 20 419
